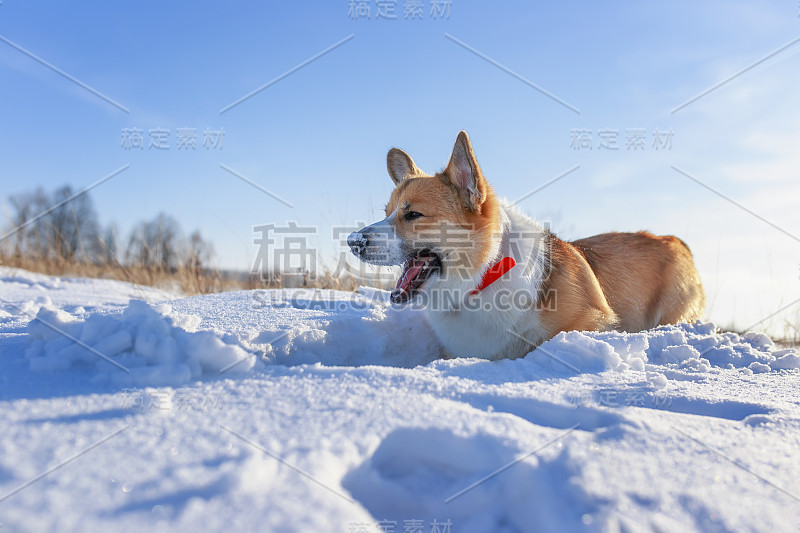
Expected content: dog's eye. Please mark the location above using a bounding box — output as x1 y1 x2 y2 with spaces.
404 211 424 221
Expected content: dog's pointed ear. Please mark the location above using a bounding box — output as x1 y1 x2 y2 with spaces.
443 131 487 212
387 148 422 186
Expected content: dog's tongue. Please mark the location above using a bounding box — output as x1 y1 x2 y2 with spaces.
390 257 427 303
396 258 426 291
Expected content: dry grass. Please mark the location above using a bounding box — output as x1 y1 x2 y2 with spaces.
720 321 800 348
1 255 223 294
0 255 390 296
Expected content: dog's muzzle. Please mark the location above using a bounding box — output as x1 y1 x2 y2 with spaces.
347 231 368 258
347 220 403 266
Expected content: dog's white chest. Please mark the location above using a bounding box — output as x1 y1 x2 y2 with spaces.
422 204 551 359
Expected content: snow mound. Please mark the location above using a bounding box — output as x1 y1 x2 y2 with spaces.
551 322 800 375
25 300 257 386
263 287 441 367
21 287 799 388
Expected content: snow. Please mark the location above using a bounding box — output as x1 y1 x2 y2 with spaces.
25 299 255 386
1 267 800 532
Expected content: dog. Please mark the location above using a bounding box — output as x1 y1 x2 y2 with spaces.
348 131 706 360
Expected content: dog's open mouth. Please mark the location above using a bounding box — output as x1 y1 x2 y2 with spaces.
390 251 442 303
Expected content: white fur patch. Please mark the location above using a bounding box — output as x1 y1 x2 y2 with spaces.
421 201 551 359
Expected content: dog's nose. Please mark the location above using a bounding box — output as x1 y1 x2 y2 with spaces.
347 231 367 256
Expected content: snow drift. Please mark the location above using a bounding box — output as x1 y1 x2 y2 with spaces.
22 288 800 387
2 267 800 532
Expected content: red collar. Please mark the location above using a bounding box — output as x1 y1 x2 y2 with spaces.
470 256 516 295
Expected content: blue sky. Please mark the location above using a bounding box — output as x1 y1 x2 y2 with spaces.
1 1 799 337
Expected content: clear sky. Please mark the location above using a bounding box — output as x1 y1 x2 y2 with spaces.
1 1 799 337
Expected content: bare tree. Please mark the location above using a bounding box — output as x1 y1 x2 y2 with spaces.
126 213 181 270
25 188 51 259
4 186 101 262
99 223 120 265
48 186 100 262
7 189 38 257
184 230 214 272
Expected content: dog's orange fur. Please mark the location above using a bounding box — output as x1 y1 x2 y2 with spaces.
386 139 502 279
539 235 617 339
571 232 706 332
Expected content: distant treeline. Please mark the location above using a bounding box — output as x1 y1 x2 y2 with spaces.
1 185 221 292
3 185 213 270
1 185 379 295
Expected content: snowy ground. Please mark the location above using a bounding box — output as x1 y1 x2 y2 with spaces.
1 266 799 532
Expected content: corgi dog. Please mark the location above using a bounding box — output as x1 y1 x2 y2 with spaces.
348 131 706 360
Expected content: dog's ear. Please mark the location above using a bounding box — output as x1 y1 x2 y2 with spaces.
443 131 487 212
387 148 422 186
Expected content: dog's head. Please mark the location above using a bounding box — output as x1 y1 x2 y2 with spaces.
348 131 500 303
